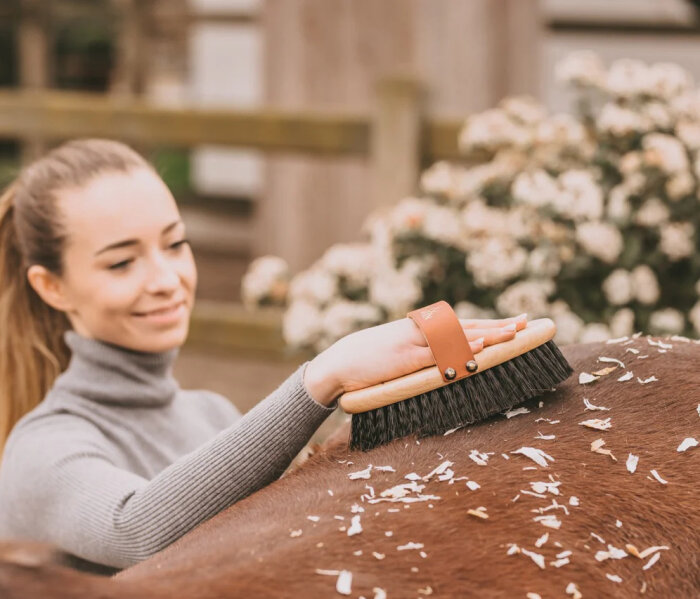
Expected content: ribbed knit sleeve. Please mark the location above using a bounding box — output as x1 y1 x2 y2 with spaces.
0 361 336 569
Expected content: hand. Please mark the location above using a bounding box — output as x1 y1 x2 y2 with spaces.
303 313 527 406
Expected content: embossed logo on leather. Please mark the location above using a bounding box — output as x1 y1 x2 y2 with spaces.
420 305 440 320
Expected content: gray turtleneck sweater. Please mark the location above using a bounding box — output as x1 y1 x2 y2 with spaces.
0 330 337 572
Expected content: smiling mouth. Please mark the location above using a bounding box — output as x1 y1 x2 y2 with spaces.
133 301 186 317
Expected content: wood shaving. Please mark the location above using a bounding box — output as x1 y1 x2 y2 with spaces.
625 347 640 355
677 437 698 452
468 450 490 466
397 542 424 551
289 529 302 537
307 515 320 522
579 372 599 384
584 398 610 411
521 490 548 499
468 507 489 519
697 403 700 417
533 514 561 529
530 481 561 495
550 557 570 567
647 337 672 349
315 569 339 576
637 355 649 359
592 366 618 376
579 417 612 430
590 532 606 544
526 594 542 599
649 469 668 484
466 480 481 491
617 371 634 381
521 547 546 569
336 570 352 595
506 543 520 555
598 356 625 368
384 531 393 537
637 375 658 384
348 466 373 480
351 504 364 513
374 465 396 472
591 438 617 461
372 552 385 560
347 515 362 536
626 453 639 473
626 544 669 559
606 336 628 344
327 490 334 496
595 544 628 561
373 588 387 599
557 550 572 558
501 453 510 459
423 460 454 480
511 447 555 467
566 582 582 598
535 533 549 547
419 551 428 558
670 335 691 342
443 427 460 436
504 407 530 418
643 552 661 570
569 496 580 506
534 417 560 424
405 473 422 481
616 519 622 528
334 515 345 520
353 550 363 556
606 573 623 583
535 431 556 440
417 586 433 596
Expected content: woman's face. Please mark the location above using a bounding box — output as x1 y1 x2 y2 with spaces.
52 167 197 353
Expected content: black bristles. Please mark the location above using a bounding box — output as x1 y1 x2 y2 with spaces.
349 340 574 451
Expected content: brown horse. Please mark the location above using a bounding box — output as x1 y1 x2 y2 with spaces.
1 336 698 598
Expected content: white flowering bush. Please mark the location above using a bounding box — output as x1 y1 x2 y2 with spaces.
243 52 700 351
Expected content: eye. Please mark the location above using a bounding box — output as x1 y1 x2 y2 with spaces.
108 259 133 271
170 238 190 250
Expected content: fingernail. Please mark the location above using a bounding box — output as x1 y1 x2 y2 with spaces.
504 323 516 332
516 313 527 320
476 337 484 346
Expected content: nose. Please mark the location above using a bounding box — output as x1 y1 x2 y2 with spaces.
144 250 181 294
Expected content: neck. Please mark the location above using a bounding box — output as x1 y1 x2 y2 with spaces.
53 330 181 407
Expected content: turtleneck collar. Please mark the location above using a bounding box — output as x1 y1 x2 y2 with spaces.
52 330 181 407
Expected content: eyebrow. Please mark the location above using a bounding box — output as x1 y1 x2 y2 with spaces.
94 220 183 256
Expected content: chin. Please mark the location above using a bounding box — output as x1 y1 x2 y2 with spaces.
127 323 189 353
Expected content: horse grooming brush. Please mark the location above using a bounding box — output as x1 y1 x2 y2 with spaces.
339 300 573 451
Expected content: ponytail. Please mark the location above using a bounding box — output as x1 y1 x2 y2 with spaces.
0 183 70 460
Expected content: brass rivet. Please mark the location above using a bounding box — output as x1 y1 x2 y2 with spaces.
444 367 456 380
466 360 478 373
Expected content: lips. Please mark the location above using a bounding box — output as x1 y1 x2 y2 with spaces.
134 300 185 317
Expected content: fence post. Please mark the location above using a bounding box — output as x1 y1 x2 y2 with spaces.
370 76 424 211
17 0 49 163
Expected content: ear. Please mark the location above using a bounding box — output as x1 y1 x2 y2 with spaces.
26 265 73 313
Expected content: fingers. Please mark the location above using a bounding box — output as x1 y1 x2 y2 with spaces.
460 313 527 331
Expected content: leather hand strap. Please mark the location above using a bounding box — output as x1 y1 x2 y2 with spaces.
407 300 478 383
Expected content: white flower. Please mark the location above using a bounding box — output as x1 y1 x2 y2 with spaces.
671 90 700 120
575 221 623 264
466 237 528 288
459 108 532 152
665 171 695 200
605 59 653 98
288 268 337 305
631 265 660 305
423 204 463 246
602 269 634 306
321 300 383 341
500 96 547 125
556 170 604 221
676 120 700 151
642 133 690 174
619 152 643 176
320 244 373 288
550 300 585 345
495 280 555 318
421 161 456 197
454 301 497 320
283 300 323 347
369 264 424 318
634 198 669 227
640 102 673 130
597 103 646 136
527 246 561 278
648 62 694 100
610 308 635 338
241 255 290 307
690 300 700 336
535 113 587 147
607 185 632 223
581 323 612 343
512 169 559 209
389 197 431 234
659 222 694 261
555 51 605 87
649 308 685 334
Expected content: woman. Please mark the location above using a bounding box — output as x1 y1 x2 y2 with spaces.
0 139 525 573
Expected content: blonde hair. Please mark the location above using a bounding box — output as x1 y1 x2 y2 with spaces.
0 139 151 458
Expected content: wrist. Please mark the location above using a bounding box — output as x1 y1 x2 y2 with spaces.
303 353 341 407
